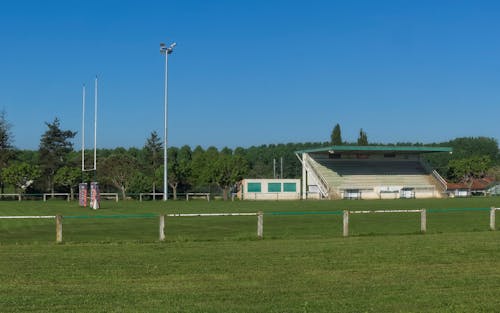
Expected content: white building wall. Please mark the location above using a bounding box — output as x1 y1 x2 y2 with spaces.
242 179 301 200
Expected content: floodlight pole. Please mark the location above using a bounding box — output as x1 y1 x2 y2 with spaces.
160 42 176 201
82 84 86 173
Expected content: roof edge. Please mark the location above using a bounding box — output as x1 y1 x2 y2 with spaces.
295 145 453 154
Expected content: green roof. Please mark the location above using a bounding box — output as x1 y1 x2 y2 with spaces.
296 145 453 154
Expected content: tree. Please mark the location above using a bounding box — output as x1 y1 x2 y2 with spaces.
487 166 500 181
100 154 139 199
0 110 16 194
39 118 77 194
190 146 220 190
143 131 163 193
212 152 248 200
54 166 81 200
128 172 153 195
357 128 368 145
2 162 41 193
448 156 492 187
330 123 342 145
167 145 192 199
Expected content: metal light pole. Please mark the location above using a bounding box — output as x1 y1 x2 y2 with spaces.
160 42 176 201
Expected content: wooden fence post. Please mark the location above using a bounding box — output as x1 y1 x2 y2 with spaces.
56 215 63 243
490 207 496 231
159 215 166 241
343 210 349 237
420 209 427 233
257 211 263 239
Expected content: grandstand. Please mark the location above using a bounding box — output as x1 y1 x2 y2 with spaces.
296 146 452 200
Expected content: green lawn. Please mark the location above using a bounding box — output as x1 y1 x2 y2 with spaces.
0 198 499 312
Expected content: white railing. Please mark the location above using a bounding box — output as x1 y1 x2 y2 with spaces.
101 193 119 202
431 170 448 191
0 213 263 243
2 208 499 242
420 159 447 192
342 209 427 237
302 154 330 198
43 193 70 202
186 193 210 201
0 215 62 243
139 192 164 201
0 193 22 201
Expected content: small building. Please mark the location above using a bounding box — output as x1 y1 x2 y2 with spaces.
241 179 301 200
447 177 496 197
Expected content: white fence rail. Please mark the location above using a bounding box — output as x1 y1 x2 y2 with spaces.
43 193 70 202
100 193 119 202
0 212 263 243
160 212 262 240
343 209 427 237
0 193 22 201
1 208 498 243
0 215 62 242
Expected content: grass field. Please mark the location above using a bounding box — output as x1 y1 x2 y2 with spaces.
1 198 499 312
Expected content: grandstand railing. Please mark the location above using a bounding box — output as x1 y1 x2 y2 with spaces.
431 170 448 192
420 159 448 192
300 153 330 199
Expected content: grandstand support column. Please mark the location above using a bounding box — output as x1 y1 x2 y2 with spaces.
302 153 307 200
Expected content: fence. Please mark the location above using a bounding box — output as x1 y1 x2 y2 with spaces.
138 192 211 202
43 193 70 202
0 212 263 243
0 207 498 243
342 209 426 237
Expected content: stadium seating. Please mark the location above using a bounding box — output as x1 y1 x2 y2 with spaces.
306 157 439 199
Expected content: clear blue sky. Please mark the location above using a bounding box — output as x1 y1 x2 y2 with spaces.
1 0 499 150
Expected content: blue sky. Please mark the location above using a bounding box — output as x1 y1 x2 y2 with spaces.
1 0 499 150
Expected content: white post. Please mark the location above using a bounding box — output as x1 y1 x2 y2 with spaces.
257 211 263 239
94 76 98 172
420 209 427 233
343 210 349 237
302 153 307 200
82 84 85 172
56 215 63 243
159 215 166 241
163 52 168 201
490 207 496 231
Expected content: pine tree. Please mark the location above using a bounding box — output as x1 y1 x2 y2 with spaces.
357 128 368 145
39 118 77 194
330 123 342 145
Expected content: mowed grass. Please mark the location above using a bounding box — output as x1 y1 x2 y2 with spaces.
0 198 499 312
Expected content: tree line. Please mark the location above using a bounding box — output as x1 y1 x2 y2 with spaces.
0 114 499 200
